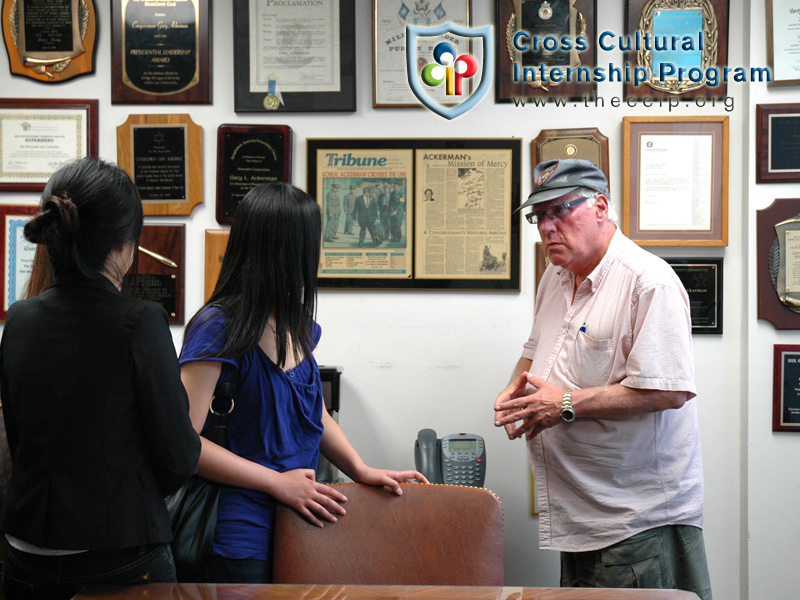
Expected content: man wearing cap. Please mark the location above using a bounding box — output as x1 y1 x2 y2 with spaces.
493 159 711 599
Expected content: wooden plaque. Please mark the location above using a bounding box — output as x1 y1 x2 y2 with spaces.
116 114 203 217
757 198 800 330
495 0 597 103
774 345 800 431
756 104 800 184
124 224 185 324
1 0 97 83
111 0 211 104
532 127 610 189
204 229 229 302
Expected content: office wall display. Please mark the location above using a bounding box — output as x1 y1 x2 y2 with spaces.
111 0 211 104
773 345 800 431
307 138 521 290
623 0 729 100
123 224 185 324
756 104 800 184
215 124 292 224
372 0 471 108
0 98 98 193
757 198 800 330
1 0 97 82
116 114 203 217
0 204 37 322
766 0 800 87
622 115 729 246
233 0 355 112
665 258 723 334
496 0 597 103
532 127 610 188
204 229 228 302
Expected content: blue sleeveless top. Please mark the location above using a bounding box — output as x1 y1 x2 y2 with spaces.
179 308 324 560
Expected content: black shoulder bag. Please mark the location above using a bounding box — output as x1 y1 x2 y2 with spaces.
166 366 239 583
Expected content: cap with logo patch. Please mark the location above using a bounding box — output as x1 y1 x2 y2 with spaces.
519 159 609 210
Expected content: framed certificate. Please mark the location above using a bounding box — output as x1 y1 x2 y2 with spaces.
372 0 471 108
1 0 98 83
773 344 800 431
0 204 38 322
233 0 355 112
307 138 521 291
532 127 610 188
622 116 728 246
215 124 292 224
116 114 204 217
495 0 597 103
665 258 722 334
111 0 212 104
624 0 729 99
0 98 98 193
756 104 800 183
767 0 800 87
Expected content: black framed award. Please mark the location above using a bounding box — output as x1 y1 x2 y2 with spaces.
665 258 722 334
111 0 211 104
233 0 355 112
216 124 292 224
2 0 97 82
773 344 800 432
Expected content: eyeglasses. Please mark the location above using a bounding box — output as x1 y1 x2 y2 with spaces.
525 197 589 225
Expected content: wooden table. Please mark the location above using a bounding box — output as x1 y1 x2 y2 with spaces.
75 583 700 599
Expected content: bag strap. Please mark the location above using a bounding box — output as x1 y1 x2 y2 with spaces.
202 361 240 448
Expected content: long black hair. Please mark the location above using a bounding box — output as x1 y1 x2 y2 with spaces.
23 158 143 280
185 182 322 367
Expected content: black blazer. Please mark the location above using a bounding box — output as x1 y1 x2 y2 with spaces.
0 275 200 550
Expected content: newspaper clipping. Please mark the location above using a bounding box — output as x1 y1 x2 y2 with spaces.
415 148 513 280
316 148 413 279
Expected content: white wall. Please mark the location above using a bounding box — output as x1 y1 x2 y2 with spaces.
0 1 764 597
747 1 800 599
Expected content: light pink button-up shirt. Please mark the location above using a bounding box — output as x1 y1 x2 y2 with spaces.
522 229 703 552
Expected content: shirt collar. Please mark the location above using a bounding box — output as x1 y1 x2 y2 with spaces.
52 272 121 294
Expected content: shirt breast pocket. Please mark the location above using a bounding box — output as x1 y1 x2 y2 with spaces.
571 331 615 389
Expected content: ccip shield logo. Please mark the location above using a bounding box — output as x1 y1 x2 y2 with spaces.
406 23 493 120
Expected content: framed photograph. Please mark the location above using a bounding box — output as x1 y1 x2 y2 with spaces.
123 225 185 324
0 204 38 322
773 344 800 431
233 0 355 112
623 0 729 100
111 0 212 104
307 138 521 290
216 124 292 224
1 0 97 83
0 98 98 193
372 0 471 108
767 0 800 87
204 229 229 302
665 258 722 334
756 198 800 330
622 116 729 246
116 114 204 217
496 0 597 103
532 127 609 188
756 104 800 184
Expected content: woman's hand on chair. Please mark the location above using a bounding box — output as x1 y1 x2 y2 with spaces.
275 468 348 527
356 467 429 495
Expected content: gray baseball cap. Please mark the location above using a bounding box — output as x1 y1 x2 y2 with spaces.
519 159 609 210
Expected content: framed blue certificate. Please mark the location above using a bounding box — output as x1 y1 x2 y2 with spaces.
0 204 38 321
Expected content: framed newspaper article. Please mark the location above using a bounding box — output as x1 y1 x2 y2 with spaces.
307 138 521 290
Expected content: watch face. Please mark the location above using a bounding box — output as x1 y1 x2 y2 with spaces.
561 408 576 422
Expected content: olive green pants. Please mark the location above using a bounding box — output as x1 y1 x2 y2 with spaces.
561 525 712 600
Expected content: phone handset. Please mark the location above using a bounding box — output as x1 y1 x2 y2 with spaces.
414 428 443 484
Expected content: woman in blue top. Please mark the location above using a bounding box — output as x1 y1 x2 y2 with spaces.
180 182 426 583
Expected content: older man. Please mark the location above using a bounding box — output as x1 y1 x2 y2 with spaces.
493 159 711 599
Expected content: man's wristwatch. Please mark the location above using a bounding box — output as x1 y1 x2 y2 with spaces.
561 390 576 422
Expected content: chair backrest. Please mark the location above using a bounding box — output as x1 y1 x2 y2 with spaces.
272 482 504 586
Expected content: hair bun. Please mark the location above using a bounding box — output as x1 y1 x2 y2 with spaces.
24 194 80 244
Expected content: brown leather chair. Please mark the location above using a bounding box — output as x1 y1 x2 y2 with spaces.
272 482 504 586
